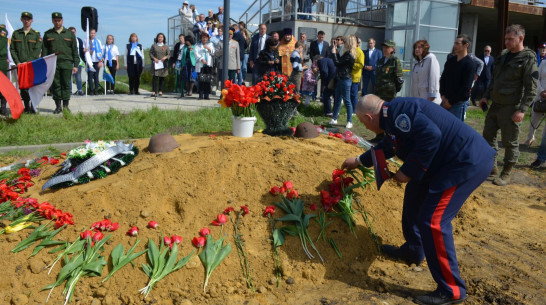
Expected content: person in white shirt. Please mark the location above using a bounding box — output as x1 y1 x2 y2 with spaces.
194 32 215 100
102 34 119 94
88 29 103 95
179 1 193 33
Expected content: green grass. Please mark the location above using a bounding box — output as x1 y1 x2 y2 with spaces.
0 102 543 169
0 106 310 147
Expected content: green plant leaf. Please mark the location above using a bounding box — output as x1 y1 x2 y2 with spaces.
273 228 285 247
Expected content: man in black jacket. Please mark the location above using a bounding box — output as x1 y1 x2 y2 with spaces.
440 34 475 121
170 34 185 93
249 24 269 84
317 56 336 117
69 27 84 96
309 31 330 60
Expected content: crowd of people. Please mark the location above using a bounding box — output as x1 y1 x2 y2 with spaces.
0 8 544 172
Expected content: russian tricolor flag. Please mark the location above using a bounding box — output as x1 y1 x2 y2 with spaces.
17 57 49 89
16 54 57 111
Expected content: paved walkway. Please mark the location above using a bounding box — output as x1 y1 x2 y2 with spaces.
34 90 220 115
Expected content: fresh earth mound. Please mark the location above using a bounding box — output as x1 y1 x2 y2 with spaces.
1 134 544 305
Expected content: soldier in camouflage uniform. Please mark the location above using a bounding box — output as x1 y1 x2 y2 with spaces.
375 40 403 102
10 12 42 114
370 40 404 143
479 24 538 186
42 12 79 114
0 25 9 116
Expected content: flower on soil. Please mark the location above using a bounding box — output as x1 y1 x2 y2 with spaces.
223 207 234 215
92 231 104 242
283 181 294 190
286 189 298 199
211 214 227 226
240 206 249 216
192 236 206 248
270 186 280 195
80 230 93 239
310 203 317 211
171 235 183 244
147 221 159 229
163 236 172 246
200 228 211 236
127 226 139 236
263 206 276 217
91 219 119 232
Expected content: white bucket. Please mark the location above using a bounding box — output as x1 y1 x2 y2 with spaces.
232 116 257 138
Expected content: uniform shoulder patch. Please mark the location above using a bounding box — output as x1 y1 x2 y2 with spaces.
395 114 411 132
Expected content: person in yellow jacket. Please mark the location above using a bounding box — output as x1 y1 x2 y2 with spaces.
350 36 365 113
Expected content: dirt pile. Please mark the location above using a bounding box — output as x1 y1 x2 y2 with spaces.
0 133 544 305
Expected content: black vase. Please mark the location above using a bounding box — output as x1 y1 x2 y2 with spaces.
256 99 299 136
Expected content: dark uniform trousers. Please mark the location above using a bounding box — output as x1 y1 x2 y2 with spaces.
359 98 496 301
52 67 74 101
482 103 521 165
401 157 492 300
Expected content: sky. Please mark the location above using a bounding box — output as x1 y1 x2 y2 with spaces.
0 0 252 47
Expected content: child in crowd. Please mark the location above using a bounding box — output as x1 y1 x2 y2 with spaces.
301 63 319 106
288 42 307 94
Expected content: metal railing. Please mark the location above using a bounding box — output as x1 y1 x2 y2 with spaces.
239 0 388 30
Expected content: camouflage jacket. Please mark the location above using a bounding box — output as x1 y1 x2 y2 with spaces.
10 27 42 64
485 47 538 113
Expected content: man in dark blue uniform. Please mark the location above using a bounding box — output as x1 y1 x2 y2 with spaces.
342 94 495 305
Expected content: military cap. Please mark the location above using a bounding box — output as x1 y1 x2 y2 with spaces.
51 12 63 19
538 42 546 49
382 40 396 48
21 12 33 19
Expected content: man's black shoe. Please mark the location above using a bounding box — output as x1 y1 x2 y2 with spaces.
530 159 545 169
415 289 466 305
381 245 423 265
369 133 385 144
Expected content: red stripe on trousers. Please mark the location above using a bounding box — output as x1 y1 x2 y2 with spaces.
431 185 460 300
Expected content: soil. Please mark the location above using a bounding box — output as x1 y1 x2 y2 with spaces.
0 133 544 305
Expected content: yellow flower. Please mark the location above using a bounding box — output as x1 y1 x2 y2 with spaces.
5 222 33 234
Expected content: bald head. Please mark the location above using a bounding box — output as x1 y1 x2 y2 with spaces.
356 94 383 117
355 94 385 134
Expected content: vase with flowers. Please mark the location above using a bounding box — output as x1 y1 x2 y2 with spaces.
254 71 301 136
218 80 260 137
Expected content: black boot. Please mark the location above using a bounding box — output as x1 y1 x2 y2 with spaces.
53 100 63 114
23 100 31 113
63 100 70 112
0 100 8 116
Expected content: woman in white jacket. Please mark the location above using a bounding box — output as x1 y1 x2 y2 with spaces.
411 40 441 105
524 57 546 146
194 32 215 100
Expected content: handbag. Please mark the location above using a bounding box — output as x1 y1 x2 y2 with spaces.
532 98 546 113
198 66 213 84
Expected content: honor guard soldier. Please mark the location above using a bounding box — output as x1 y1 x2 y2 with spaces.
343 95 495 305
10 12 42 114
0 25 9 116
42 12 79 114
